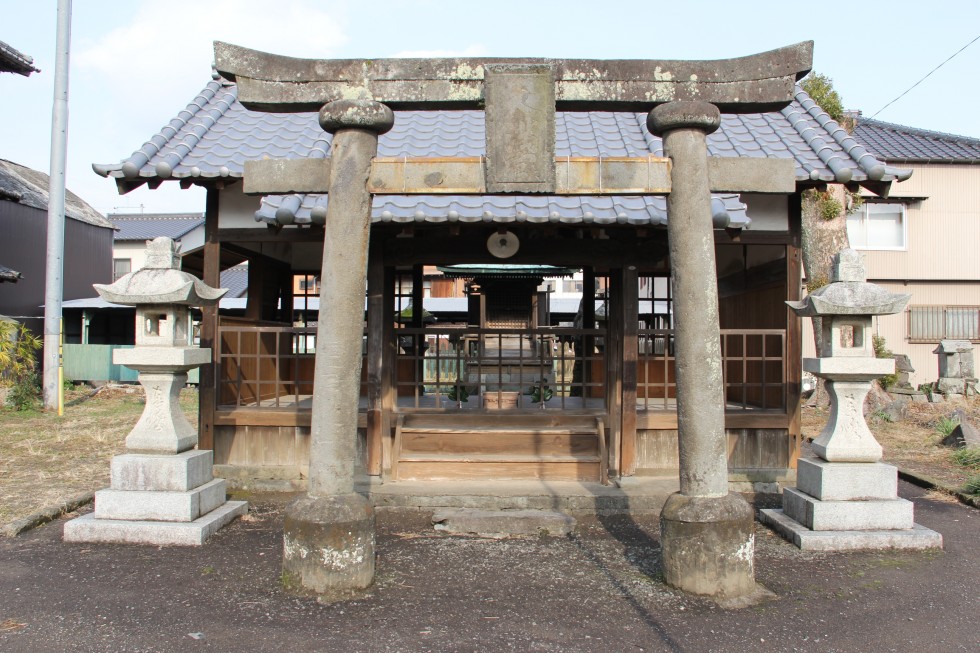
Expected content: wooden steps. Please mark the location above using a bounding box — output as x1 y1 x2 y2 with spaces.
393 414 606 483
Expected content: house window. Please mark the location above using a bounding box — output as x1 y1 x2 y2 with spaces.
846 202 906 250
113 258 132 281
908 305 980 343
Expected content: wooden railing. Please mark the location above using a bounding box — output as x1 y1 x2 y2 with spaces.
393 326 606 410
214 323 786 413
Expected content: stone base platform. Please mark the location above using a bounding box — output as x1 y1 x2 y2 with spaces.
759 508 943 551
63 501 248 546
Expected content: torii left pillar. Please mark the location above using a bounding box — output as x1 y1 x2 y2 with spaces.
282 99 394 597
648 102 756 599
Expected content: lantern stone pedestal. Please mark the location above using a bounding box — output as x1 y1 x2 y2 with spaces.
64 237 246 546
760 250 942 551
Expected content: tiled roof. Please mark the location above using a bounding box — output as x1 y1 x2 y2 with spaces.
95 78 906 228
854 117 980 163
219 264 248 298
108 213 204 241
0 159 114 229
0 263 22 282
0 39 38 76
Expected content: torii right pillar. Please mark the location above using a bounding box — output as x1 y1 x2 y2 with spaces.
649 102 756 599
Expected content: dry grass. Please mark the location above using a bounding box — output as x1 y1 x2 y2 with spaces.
802 397 980 492
0 385 197 527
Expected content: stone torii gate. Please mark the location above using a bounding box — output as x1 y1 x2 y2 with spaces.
214 41 813 599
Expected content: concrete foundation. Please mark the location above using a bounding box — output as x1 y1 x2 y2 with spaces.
660 492 756 598
282 493 376 596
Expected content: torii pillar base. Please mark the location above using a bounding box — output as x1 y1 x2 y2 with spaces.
660 492 756 599
281 494 376 600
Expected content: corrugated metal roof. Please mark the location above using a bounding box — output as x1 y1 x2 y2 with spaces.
108 213 204 241
854 118 980 163
94 78 905 228
0 159 114 229
0 39 38 76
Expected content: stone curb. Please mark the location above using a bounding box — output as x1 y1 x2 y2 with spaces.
1 491 95 537
896 468 980 510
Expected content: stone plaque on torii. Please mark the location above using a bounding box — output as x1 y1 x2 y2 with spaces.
214 41 813 600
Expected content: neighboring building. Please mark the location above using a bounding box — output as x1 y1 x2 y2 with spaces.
107 212 204 280
847 118 980 385
93 75 902 488
0 159 115 334
0 39 39 76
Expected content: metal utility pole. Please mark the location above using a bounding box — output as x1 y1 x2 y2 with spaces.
43 0 72 412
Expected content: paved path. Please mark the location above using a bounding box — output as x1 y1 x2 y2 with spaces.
0 482 976 653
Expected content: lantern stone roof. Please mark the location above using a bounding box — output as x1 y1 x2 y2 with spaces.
786 249 910 317
94 78 907 228
94 237 226 306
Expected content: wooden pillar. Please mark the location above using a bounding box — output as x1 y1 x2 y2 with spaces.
786 192 803 469
381 265 396 472
606 269 623 477
621 265 639 477
198 187 220 452
582 267 596 392
366 240 384 476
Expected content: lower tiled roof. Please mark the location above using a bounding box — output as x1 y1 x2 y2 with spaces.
854 117 980 163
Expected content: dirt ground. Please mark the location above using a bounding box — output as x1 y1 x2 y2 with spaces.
0 386 196 525
801 397 980 492
0 387 977 528
0 483 977 653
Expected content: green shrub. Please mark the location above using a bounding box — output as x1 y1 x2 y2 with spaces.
872 335 898 389
962 474 980 497
0 321 42 411
934 415 960 439
951 447 980 469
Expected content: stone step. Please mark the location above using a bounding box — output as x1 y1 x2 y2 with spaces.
395 459 600 482
400 430 598 456
432 508 576 537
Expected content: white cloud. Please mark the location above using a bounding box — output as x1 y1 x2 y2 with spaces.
76 0 350 106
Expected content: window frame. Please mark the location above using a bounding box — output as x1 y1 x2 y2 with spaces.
846 201 907 252
907 305 980 344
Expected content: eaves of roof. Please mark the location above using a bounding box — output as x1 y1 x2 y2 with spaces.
0 159 114 229
0 39 39 76
0 263 22 282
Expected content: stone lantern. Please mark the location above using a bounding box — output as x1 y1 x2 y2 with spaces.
64 237 247 546
760 250 941 550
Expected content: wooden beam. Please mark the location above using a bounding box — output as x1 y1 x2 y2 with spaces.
242 156 793 197
785 192 804 469
365 240 384 476
215 41 813 113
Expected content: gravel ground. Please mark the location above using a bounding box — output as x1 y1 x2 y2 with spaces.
0 482 977 653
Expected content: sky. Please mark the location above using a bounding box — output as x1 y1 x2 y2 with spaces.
1 0 978 217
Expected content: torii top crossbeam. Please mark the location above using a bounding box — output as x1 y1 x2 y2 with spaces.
215 41 813 113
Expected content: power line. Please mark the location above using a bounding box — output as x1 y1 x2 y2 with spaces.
871 34 980 119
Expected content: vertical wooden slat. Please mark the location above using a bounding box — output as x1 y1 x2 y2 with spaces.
620 266 638 477
381 266 397 473
198 188 220 451
365 240 384 476
606 269 623 478
786 192 804 469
